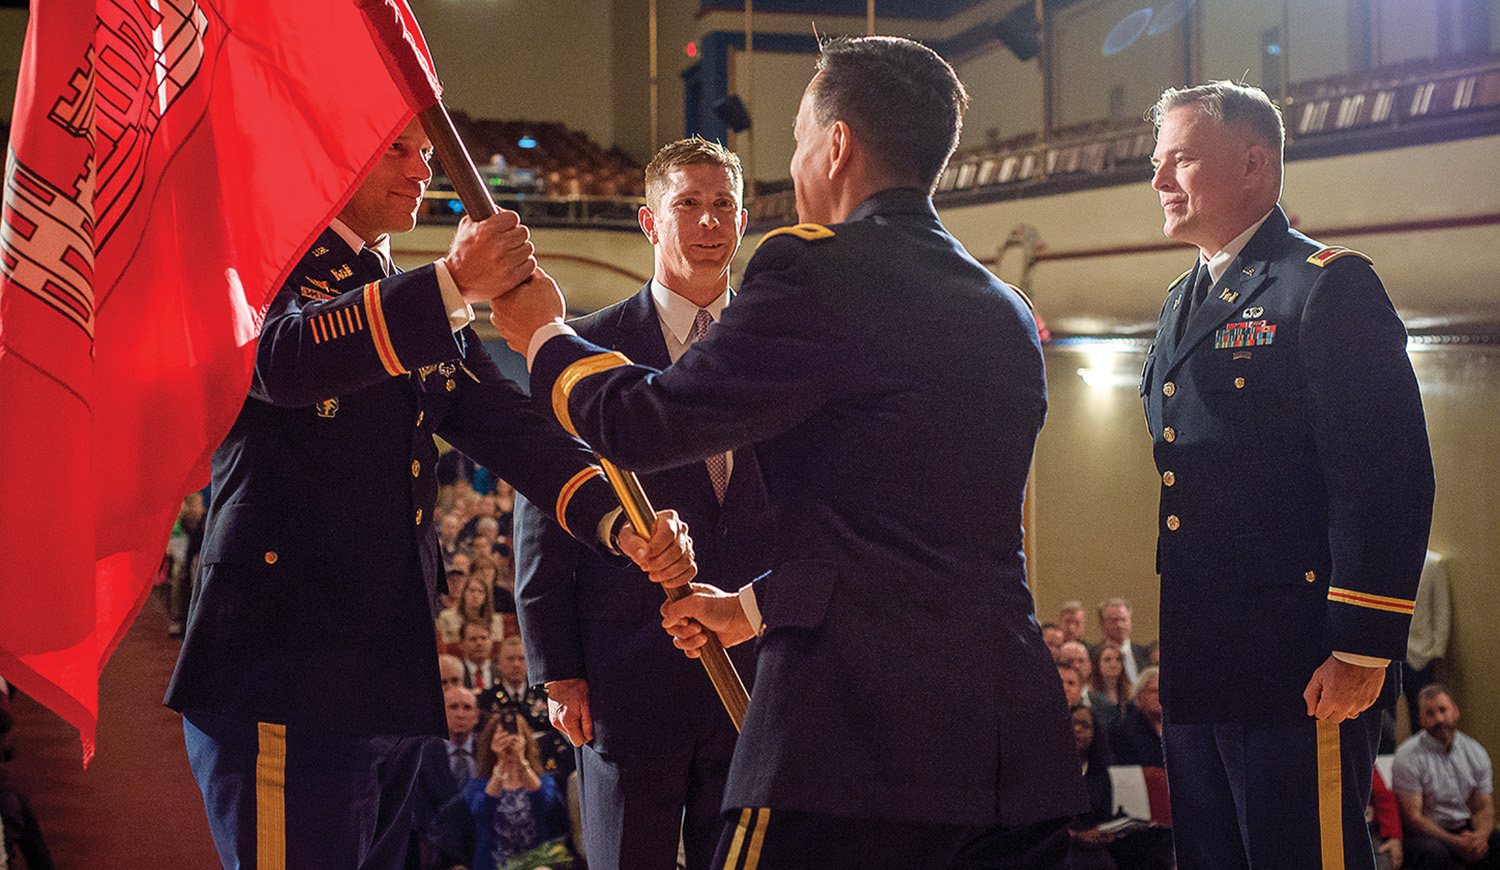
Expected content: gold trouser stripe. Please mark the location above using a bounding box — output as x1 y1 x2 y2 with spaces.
720 807 769 870
256 722 288 870
550 351 631 436
1316 719 1344 869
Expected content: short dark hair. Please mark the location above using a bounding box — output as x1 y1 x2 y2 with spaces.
644 136 743 209
810 36 968 193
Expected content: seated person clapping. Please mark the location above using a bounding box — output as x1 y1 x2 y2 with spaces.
465 710 574 870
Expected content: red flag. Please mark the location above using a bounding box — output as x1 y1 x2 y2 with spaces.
0 0 439 762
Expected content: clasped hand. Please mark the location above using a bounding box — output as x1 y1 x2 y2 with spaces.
443 209 538 305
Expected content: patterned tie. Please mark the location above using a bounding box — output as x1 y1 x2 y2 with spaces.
689 308 730 503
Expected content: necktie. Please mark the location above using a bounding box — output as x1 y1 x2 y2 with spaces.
1175 264 1212 343
359 246 389 278
689 309 730 502
450 744 470 783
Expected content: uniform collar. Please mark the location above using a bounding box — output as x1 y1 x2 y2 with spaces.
329 217 393 265
845 187 938 224
1202 207 1275 284
651 278 729 345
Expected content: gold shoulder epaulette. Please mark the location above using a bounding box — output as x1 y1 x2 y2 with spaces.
1307 246 1372 267
757 223 835 249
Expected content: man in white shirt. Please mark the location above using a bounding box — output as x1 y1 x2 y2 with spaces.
512 137 766 870
1392 684 1499 869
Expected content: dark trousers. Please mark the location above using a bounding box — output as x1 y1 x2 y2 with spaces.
1403 825 1500 870
712 808 1071 870
1163 710 1381 870
575 717 738 870
184 709 428 870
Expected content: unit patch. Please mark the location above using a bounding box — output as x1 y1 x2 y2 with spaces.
316 398 339 418
1214 320 1276 349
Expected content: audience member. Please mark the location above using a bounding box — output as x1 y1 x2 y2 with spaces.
1063 703 1121 870
1370 766 1403 870
464 515 502 561
478 637 572 779
1059 663 1085 708
1109 667 1164 768
1043 622 1066 659
438 512 463 567
437 572 505 646
1392 684 1499 869
466 711 575 870
1090 642 1131 731
1056 640 1101 698
1098 599 1151 683
166 491 206 637
447 551 472 584
460 620 498 691
1060 600 1090 649
439 566 466 614
444 685 482 784
438 654 464 691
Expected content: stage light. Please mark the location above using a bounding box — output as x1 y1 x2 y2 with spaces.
517 135 537 149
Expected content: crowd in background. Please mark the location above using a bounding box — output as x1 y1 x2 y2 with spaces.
3 454 1490 870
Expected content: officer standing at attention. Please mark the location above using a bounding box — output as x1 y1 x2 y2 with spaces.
490 36 1083 870
512 137 769 870
164 118 694 870
1142 81 1435 869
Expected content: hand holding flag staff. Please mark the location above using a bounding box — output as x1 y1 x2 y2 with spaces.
356 0 750 729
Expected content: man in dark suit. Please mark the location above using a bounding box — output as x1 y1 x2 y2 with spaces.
1142 81 1435 869
1097 597 1152 683
164 118 694 870
513 137 767 870
491 36 1083 870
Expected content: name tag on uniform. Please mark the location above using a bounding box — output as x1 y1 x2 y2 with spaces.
1214 320 1276 349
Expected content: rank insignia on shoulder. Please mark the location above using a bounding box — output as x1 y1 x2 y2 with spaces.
1307 246 1372 267
316 398 339 418
758 222 835 247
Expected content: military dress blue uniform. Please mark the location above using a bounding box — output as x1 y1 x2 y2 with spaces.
164 225 622 869
528 188 1084 868
513 283 770 870
1141 206 1435 870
